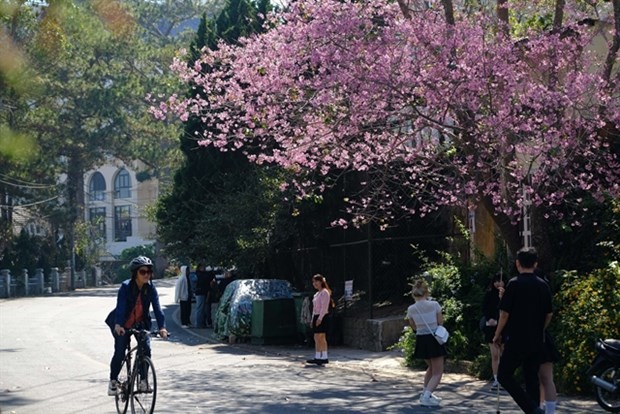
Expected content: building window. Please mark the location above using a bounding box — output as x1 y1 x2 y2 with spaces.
114 205 132 241
89 207 106 240
114 169 131 199
89 172 106 201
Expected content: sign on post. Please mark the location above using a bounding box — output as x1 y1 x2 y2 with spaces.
344 280 353 301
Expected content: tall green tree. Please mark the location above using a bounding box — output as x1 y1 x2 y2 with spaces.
155 0 285 274
0 0 186 271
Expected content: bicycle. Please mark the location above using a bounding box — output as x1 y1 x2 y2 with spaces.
114 328 162 414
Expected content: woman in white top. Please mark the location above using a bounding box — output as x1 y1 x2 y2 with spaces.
174 265 192 328
406 279 447 407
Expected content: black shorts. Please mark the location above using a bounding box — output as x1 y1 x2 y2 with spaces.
413 334 447 359
541 332 561 363
312 314 329 334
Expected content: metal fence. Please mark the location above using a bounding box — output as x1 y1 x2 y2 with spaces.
271 220 463 319
0 267 101 298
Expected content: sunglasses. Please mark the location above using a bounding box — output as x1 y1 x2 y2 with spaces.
138 268 153 276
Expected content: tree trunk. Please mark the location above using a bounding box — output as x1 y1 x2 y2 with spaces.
66 150 85 286
441 0 455 25
553 0 565 29
497 0 510 35
529 206 554 271
481 196 521 257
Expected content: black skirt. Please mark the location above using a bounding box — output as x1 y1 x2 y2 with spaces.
312 314 329 334
413 333 447 359
483 326 496 344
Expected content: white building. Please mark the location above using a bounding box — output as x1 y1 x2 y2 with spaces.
84 158 159 261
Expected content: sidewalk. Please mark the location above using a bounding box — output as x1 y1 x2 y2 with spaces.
171 307 595 413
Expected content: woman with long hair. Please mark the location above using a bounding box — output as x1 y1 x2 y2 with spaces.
406 279 447 407
306 274 332 365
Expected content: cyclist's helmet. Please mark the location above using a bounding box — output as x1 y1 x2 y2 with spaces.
129 256 153 273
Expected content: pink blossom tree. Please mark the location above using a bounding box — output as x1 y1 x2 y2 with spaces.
155 0 620 254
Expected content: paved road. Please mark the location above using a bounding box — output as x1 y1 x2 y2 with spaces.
0 281 598 413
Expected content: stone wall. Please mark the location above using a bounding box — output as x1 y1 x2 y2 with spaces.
342 316 407 352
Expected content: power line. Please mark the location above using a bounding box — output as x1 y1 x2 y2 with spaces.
0 174 58 189
0 195 59 208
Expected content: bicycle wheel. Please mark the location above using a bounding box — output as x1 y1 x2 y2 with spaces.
115 356 131 414
130 356 157 414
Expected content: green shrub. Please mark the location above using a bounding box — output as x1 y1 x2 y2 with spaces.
416 252 492 361
469 351 493 380
389 325 427 369
390 325 417 367
553 261 620 394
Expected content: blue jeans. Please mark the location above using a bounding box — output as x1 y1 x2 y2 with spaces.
110 330 151 381
195 295 207 328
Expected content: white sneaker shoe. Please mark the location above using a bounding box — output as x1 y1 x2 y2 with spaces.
420 395 441 407
108 380 118 396
138 379 152 393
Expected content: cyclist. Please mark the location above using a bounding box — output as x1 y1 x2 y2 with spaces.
105 256 168 396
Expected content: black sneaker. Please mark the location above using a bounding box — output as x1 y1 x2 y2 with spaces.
318 359 329 364
306 359 320 364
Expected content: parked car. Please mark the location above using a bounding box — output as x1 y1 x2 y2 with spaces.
213 279 293 339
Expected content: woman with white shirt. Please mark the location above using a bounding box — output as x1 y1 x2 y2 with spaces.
306 274 332 365
406 279 447 407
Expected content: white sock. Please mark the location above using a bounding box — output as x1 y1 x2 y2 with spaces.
321 351 328 359
422 390 431 400
544 400 556 414
493 374 498 382
315 352 321 359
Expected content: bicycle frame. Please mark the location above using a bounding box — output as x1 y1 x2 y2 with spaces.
115 329 158 414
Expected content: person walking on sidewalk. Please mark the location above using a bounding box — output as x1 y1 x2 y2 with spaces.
175 265 192 328
493 247 552 414
406 279 447 407
306 274 332 365
482 271 504 390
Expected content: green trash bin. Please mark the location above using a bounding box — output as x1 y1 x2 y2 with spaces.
292 292 313 343
251 298 297 345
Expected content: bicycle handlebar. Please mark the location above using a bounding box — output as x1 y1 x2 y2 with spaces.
125 328 171 338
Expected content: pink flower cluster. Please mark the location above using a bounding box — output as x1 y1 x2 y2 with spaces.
156 0 620 226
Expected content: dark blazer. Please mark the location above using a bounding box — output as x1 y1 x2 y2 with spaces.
105 279 166 331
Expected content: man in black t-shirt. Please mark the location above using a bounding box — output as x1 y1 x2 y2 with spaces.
493 247 552 414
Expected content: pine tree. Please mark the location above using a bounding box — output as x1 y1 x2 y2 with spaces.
156 1 280 273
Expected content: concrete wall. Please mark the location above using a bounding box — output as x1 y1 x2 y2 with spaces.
342 316 407 352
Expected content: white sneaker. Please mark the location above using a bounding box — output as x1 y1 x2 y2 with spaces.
138 379 152 393
108 380 118 396
181 325 189 328
420 395 441 407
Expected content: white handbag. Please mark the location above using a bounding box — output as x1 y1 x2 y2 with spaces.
434 325 450 345
414 304 449 345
